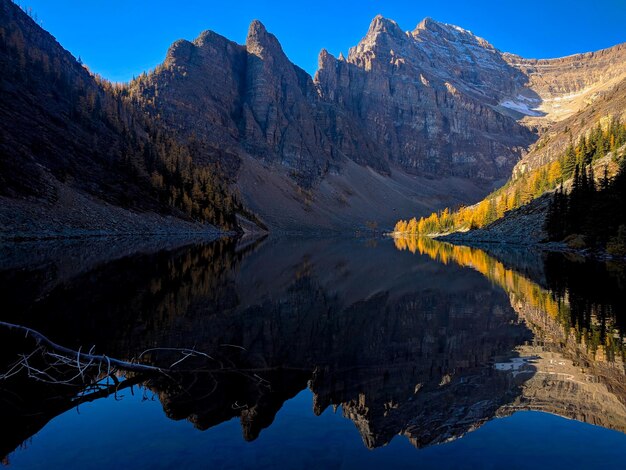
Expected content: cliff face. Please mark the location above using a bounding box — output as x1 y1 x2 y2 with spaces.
140 15 626 186
316 16 626 180
130 15 626 230
315 16 534 180
512 79 626 178
501 41 626 180
132 20 387 187
136 16 538 183
136 30 247 174
504 43 626 125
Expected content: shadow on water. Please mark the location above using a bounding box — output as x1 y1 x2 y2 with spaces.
1 235 626 462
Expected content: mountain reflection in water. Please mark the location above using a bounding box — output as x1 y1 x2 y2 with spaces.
1 235 625 463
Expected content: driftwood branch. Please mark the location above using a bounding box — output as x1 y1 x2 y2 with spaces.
0 322 261 381
0 321 167 376
0 321 290 393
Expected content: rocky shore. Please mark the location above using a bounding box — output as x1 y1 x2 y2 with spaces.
438 194 552 247
0 185 222 241
437 195 626 262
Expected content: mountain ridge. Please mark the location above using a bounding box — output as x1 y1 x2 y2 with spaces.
0 0 254 238
3 2 626 234
138 15 626 231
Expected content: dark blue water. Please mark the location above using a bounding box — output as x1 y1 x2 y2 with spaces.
1 236 626 468
8 388 626 469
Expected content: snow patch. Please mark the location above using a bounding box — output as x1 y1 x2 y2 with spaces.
499 97 542 117
494 356 535 377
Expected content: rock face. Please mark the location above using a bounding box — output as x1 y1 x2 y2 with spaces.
139 30 248 173
135 16 538 183
500 42 626 181
132 20 385 187
316 16 626 178
315 16 534 179
512 81 626 178
504 43 626 125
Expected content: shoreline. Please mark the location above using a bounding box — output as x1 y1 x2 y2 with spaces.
0 228 231 243
387 230 626 263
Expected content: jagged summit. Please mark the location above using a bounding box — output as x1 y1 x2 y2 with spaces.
414 17 443 31
247 19 267 37
361 15 491 49
317 48 332 68
414 16 468 34
3 0 626 236
194 29 233 48
40 6 626 232
246 19 283 56
412 17 496 51
367 14 405 37
353 14 498 64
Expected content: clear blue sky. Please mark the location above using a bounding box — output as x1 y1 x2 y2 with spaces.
19 0 626 83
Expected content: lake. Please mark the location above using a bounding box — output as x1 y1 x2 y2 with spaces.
1 235 626 469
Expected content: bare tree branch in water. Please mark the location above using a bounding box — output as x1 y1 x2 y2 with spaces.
0 322 242 395
0 321 287 390
0 321 171 381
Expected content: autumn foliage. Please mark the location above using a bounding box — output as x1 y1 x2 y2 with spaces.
395 118 626 236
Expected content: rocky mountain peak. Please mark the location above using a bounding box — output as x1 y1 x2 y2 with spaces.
348 15 408 66
367 14 405 38
247 19 267 37
165 38 195 65
317 48 334 69
246 19 283 58
414 17 442 32
127 13 626 230
194 29 226 48
412 17 495 52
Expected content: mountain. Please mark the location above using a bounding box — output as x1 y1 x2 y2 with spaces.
130 15 626 231
503 43 626 126
315 16 534 179
3 1 626 235
128 18 497 231
0 0 253 239
394 42 626 246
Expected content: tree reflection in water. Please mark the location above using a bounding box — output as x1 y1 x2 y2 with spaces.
1 235 625 461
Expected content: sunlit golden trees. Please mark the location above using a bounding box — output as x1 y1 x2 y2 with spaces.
394 118 626 236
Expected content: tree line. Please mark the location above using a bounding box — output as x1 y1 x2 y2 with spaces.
395 117 626 236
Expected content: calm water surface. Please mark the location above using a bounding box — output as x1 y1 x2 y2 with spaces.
1 235 625 469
